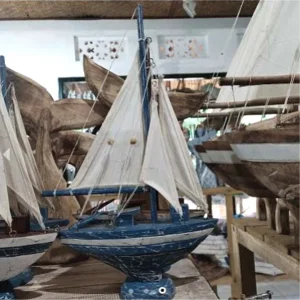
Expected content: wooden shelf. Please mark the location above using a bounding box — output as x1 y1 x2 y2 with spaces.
15 258 218 299
230 218 299 299
209 273 292 287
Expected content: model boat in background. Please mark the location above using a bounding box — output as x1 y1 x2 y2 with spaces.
196 138 276 197
0 59 57 299
196 0 300 202
42 6 216 300
6 67 104 223
197 111 300 197
197 112 300 197
225 125 299 201
84 55 208 120
8 85 70 232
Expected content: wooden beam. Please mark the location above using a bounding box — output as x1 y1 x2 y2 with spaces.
0 0 258 20
275 201 290 235
231 224 257 298
209 273 292 287
256 198 267 221
206 195 213 218
263 198 277 230
233 218 268 231
203 96 300 109
168 1 181 17
193 106 293 118
235 225 300 280
202 186 243 196
226 194 235 274
219 74 300 86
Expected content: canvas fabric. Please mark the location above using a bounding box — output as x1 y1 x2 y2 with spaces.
217 0 300 104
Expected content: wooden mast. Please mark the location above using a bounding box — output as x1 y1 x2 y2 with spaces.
137 4 158 223
0 56 8 108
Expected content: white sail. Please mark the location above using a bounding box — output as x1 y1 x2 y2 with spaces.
0 153 12 227
70 52 145 189
140 101 182 214
158 83 207 210
0 90 44 228
217 0 300 103
10 87 54 209
11 88 41 190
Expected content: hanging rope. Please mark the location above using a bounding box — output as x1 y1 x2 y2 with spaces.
217 1 279 130
207 0 246 102
203 0 245 130
280 45 300 115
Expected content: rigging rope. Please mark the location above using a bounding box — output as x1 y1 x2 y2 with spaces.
54 8 138 192
77 44 151 218
205 0 245 129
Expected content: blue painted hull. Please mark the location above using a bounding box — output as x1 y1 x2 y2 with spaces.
59 214 216 299
78 237 207 281
59 218 217 281
0 232 57 282
30 218 69 231
0 232 57 300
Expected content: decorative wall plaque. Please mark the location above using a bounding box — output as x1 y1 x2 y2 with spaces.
158 35 207 60
74 36 127 61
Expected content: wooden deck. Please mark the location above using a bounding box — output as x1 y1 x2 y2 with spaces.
15 258 218 299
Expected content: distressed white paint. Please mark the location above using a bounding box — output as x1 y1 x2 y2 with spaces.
0 232 57 248
0 232 57 281
0 18 249 98
61 227 213 247
206 150 241 164
231 143 300 162
0 252 43 281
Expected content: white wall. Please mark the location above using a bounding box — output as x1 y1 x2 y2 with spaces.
0 18 249 98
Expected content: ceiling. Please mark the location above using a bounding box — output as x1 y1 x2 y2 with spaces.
0 1 258 20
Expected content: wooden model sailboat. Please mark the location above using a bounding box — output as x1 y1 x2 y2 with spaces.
221 0 300 202
9 86 69 231
196 138 276 197
198 0 300 200
42 6 216 300
0 58 57 299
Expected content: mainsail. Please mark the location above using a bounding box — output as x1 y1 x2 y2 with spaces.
158 83 207 210
70 52 145 189
217 0 300 104
0 89 44 228
0 153 12 227
10 86 54 209
69 50 206 213
11 87 43 192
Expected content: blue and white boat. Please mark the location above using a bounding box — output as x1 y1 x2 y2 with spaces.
42 5 217 299
0 57 57 299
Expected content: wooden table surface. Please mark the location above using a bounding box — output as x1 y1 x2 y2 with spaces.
15 258 218 299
